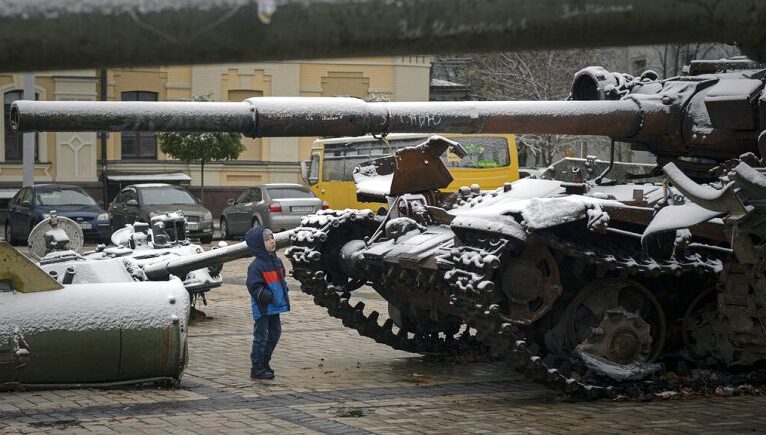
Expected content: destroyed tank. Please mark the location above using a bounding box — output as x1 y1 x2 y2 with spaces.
30 210 225 297
10 57 766 398
0 209 293 389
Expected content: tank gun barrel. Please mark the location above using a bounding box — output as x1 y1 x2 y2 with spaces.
11 98 644 138
0 0 764 73
142 230 292 281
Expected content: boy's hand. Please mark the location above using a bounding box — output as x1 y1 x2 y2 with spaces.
256 287 274 305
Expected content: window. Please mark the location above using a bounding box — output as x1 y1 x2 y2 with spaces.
266 187 313 199
35 188 96 206
308 154 320 183
121 91 157 159
443 136 510 168
4 90 39 162
122 189 138 204
236 191 253 204
632 58 648 75
320 136 511 182
18 188 32 206
251 188 262 202
139 187 196 205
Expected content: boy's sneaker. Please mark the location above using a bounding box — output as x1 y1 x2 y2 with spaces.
265 363 274 376
250 369 274 380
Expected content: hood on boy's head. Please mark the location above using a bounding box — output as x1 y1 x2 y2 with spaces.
245 226 271 257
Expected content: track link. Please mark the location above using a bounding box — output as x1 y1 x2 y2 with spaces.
286 210 487 358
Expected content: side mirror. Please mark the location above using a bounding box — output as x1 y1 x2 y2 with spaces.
226 198 235 206
20 200 30 208
300 160 309 181
126 199 138 207
98 200 104 207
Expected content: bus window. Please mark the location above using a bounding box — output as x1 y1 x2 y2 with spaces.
442 136 509 168
308 154 320 184
322 155 345 182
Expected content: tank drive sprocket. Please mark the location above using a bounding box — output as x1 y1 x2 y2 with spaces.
286 209 488 358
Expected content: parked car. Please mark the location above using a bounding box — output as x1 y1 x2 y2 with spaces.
220 183 327 239
109 183 214 243
5 184 111 244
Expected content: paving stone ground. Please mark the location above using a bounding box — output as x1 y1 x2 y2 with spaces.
2 247 766 434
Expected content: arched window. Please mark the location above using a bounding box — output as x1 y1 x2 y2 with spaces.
121 91 157 159
4 90 39 162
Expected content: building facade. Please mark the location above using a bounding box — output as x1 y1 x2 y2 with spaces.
0 57 432 196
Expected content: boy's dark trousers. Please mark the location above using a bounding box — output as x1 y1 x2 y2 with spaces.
251 314 281 374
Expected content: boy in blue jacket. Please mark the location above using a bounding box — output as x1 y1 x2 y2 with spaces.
245 226 290 380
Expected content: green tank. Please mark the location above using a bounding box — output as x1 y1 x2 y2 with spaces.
0 242 189 389
0 207 297 389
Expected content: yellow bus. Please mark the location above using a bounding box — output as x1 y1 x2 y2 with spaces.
301 133 519 211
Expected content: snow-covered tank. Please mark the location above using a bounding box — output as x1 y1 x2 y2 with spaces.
0 210 296 389
26 211 291 306
0 242 189 389
10 57 766 398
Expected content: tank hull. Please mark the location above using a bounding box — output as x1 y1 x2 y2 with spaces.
0 279 189 389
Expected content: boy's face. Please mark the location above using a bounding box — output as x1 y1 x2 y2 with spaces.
263 230 277 253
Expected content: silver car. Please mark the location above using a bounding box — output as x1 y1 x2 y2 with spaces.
220 183 326 238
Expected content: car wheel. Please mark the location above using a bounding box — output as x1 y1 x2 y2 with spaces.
220 218 230 240
4 221 15 245
200 235 213 244
251 217 262 229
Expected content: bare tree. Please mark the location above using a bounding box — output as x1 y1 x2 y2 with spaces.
648 43 740 78
465 49 615 167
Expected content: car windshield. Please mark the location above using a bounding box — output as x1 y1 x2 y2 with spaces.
140 187 197 205
35 188 97 206
267 187 314 199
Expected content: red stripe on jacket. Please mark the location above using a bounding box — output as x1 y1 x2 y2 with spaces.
262 269 285 284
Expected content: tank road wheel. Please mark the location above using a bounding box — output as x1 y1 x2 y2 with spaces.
499 245 562 324
566 278 666 382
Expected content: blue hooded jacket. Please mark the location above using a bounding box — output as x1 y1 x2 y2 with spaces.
245 226 290 320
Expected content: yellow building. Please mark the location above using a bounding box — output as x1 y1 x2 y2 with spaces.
0 57 432 207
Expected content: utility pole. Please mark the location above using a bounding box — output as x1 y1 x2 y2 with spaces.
21 73 35 187
99 68 109 205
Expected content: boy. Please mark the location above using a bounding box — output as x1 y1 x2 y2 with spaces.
245 226 290 380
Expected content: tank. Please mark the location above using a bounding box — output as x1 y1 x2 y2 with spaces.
28 210 225 307
10 58 766 398
0 241 190 390
26 210 291 297
0 210 295 389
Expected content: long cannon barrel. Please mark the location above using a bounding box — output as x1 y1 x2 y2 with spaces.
142 231 292 281
11 97 646 138
0 0 764 73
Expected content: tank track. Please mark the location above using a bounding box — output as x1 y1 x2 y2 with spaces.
286 209 766 399
444 228 766 399
286 210 488 358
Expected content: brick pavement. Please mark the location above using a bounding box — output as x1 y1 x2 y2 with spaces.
2 251 766 434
